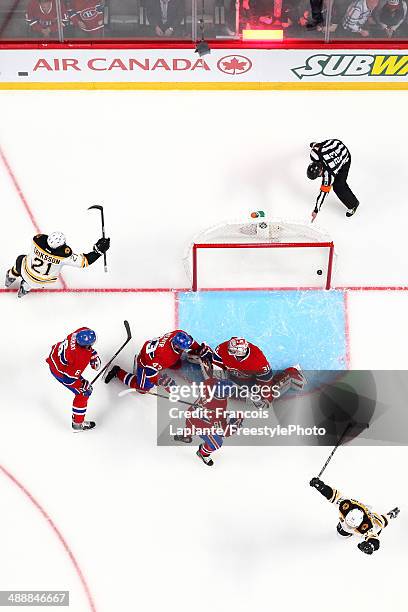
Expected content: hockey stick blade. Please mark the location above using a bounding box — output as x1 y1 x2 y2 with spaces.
88 204 108 273
91 320 132 385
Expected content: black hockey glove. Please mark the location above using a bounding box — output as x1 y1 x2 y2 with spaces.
358 540 376 555
310 477 324 489
94 237 110 255
309 477 333 500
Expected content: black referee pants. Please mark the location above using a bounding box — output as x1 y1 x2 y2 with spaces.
333 160 359 210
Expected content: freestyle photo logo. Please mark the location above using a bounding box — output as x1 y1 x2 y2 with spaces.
292 54 408 80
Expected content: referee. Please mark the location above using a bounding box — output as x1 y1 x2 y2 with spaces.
307 139 359 222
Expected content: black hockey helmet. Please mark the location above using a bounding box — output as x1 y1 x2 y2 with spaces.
307 162 323 180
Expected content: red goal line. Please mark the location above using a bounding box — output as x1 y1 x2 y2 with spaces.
2 286 408 294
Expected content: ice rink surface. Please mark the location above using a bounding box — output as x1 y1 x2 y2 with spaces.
1 90 408 611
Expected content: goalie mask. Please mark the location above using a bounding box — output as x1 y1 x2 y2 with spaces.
228 337 249 358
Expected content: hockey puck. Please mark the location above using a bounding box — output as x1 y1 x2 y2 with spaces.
317 269 323 275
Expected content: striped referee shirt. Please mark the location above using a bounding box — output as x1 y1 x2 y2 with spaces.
310 139 350 212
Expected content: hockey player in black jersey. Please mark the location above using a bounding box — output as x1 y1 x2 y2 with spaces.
307 139 359 221
310 477 399 555
5 231 110 297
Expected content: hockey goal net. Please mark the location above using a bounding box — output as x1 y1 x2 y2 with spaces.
184 217 335 290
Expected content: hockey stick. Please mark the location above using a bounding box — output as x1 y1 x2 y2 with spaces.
91 320 132 385
317 421 353 479
88 204 107 273
117 386 200 407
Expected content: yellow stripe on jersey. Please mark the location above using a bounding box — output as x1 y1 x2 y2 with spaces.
330 489 341 503
32 240 70 261
352 500 370 515
23 257 58 284
372 513 387 529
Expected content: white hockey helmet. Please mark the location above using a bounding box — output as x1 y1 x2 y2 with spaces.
345 508 364 529
228 337 249 358
47 232 66 249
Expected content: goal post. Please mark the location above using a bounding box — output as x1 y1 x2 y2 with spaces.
184 217 336 291
191 241 335 291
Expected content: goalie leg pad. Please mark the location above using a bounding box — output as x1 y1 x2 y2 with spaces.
272 364 307 397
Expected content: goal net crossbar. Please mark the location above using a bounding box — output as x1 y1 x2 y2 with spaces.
191 241 335 291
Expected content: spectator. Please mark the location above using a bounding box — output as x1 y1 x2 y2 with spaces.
306 0 324 28
68 0 105 36
301 0 341 31
26 0 68 37
225 0 238 35
146 0 184 36
241 0 279 27
342 0 380 36
375 0 407 37
280 0 297 29
282 0 317 33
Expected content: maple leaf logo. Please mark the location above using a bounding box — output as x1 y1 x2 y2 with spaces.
217 55 252 75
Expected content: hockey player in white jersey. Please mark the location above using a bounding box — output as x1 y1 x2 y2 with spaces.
310 477 399 555
5 232 110 297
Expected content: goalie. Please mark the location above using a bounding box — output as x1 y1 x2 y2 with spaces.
189 336 306 407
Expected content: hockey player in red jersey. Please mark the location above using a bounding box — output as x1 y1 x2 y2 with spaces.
26 0 68 37
46 327 101 431
69 0 104 34
174 378 243 466
197 337 306 406
104 330 201 393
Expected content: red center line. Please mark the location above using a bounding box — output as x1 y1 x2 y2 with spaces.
0 464 97 612
0 144 68 290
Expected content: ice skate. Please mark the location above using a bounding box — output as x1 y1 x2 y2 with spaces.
17 281 30 298
104 365 120 384
346 202 359 217
72 421 96 433
5 269 16 288
196 445 214 466
72 420 96 432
